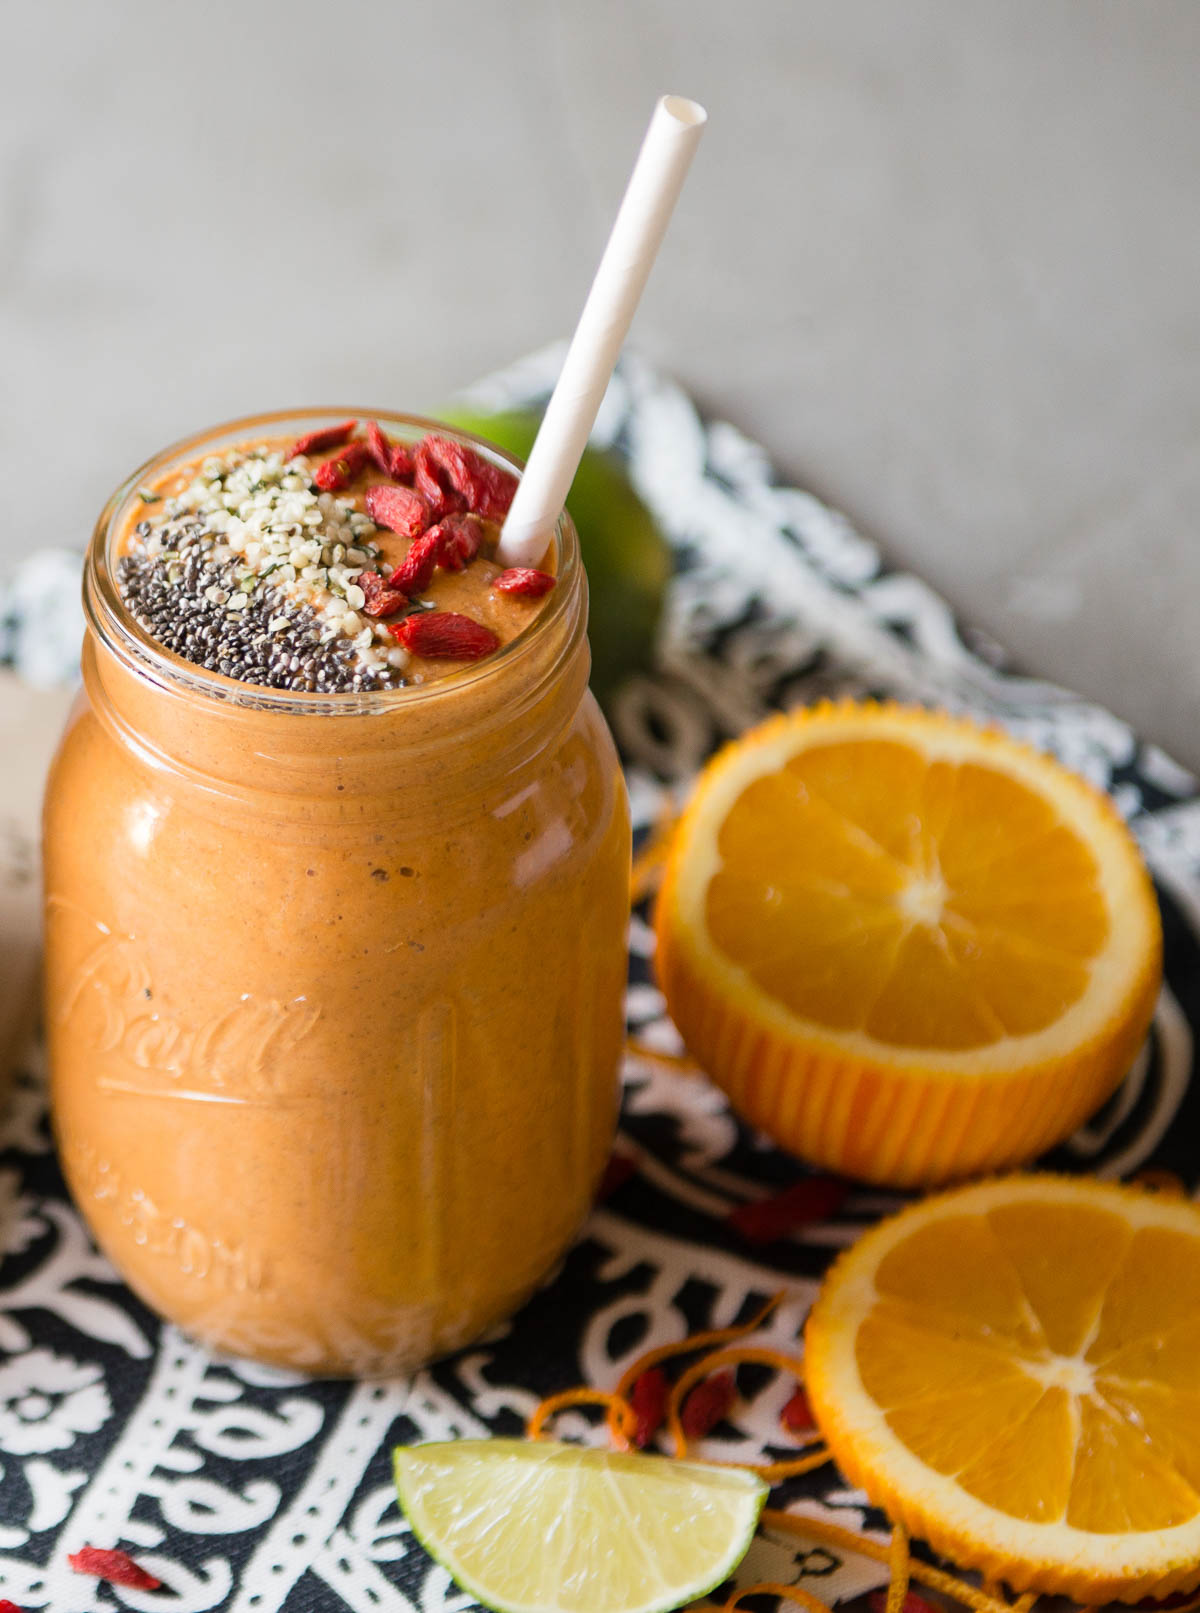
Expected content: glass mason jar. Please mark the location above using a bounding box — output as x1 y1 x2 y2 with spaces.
43 410 631 1376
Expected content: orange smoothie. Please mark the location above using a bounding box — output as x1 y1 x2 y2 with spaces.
43 411 631 1375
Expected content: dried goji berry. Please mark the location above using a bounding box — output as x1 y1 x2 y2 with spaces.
422 435 518 521
68 1547 162 1590
392 531 441 595
390 612 499 661
628 1367 670 1448
286 419 357 459
413 438 467 520
680 1370 736 1440
365 421 394 475
780 1387 815 1435
726 1175 849 1246
869 1591 940 1613
364 483 430 540
390 442 415 480
463 456 517 521
358 570 408 618
494 567 555 598
595 1151 636 1201
413 457 446 514
430 514 484 572
314 440 371 492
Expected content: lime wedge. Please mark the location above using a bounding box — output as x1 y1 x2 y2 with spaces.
393 1438 767 1613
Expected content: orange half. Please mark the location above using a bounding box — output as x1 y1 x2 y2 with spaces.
655 702 1161 1185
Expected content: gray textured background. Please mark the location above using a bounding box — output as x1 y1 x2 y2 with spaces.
3 0 1199 763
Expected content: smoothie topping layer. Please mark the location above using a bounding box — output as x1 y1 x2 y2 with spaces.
115 421 555 692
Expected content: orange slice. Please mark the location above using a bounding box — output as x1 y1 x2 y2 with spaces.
804 1174 1200 1603
654 702 1161 1186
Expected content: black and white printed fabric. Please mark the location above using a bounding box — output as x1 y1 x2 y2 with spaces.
1 347 1198 1611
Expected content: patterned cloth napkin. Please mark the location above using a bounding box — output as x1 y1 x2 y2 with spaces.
2 348 1199 1612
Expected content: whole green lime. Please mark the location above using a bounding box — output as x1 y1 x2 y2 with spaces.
444 408 671 709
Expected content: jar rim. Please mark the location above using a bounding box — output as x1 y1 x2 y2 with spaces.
84 406 581 716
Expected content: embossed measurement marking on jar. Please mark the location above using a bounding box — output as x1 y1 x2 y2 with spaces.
65 1138 270 1294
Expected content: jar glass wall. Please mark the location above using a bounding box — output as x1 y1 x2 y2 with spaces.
43 410 631 1376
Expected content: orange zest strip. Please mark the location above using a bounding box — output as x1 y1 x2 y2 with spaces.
746 1446 833 1481
760 1511 1017 1613
527 1387 637 1448
604 1291 787 1447
624 1038 702 1075
724 1583 834 1613
988 1584 1037 1610
886 1523 910 1613
630 802 679 906
664 1345 832 1480
904 1566 1023 1613
1130 1168 1187 1197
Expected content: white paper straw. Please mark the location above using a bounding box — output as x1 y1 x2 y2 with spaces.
496 94 707 569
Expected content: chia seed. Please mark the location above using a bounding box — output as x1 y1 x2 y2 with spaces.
116 443 413 693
